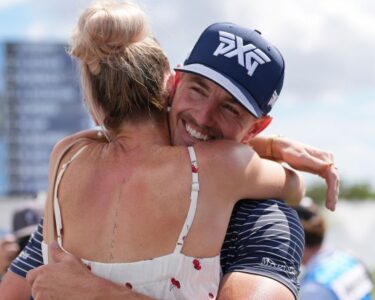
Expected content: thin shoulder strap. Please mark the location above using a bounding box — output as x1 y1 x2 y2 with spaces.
174 146 200 253
54 145 88 247
44 137 92 264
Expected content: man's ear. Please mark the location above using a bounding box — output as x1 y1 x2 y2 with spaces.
167 70 182 106
241 116 273 143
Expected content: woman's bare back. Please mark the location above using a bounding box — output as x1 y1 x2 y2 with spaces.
57 140 234 263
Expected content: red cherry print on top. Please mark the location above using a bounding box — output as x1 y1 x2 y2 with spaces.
209 292 215 298
170 278 181 289
125 282 133 289
192 164 198 173
193 258 201 270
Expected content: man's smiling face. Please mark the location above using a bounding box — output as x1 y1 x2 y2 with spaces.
169 72 258 146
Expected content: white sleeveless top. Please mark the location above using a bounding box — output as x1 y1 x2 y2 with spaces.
42 146 221 299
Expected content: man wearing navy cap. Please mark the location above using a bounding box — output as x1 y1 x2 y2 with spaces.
3 22 339 299
170 23 303 299
175 23 284 119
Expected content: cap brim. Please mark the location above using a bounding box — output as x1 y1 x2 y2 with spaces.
175 63 262 118
13 225 37 239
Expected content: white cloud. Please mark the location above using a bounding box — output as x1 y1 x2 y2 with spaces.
263 95 375 186
0 0 29 9
219 0 375 101
10 0 375 93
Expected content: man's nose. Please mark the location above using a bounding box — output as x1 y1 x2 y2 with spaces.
194 103 217 127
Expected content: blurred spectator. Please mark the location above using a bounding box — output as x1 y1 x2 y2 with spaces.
0 204 43 280
0 235 19 279
295 198 373 300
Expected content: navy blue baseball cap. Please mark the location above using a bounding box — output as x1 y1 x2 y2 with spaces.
175 22 285 118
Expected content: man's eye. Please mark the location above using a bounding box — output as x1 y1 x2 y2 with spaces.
191 86 205 95
223 104 239 115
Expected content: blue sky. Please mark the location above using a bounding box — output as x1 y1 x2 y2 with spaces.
0 0 374 187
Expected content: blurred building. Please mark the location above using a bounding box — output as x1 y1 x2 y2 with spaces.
0 42 90 196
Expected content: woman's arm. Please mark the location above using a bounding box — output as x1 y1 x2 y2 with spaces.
211 141 305 207
241 150 305 206
249 135 339 210
249 135 335 172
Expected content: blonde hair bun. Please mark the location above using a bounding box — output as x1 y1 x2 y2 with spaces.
71 1 149 75
71 0 170 130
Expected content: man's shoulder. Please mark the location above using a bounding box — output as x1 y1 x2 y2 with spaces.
230 199 299 224
225 199 303 246
220 200 304 299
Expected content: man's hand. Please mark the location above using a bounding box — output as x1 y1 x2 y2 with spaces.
0 235 20 276
273 137 339 211
26 242 153 300
27 242 104 300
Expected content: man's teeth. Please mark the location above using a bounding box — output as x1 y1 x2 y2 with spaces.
185 124 209 141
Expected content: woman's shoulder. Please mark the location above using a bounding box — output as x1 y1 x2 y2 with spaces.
50 129 103 164
194 140 256 167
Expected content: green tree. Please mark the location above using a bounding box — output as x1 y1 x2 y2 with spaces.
306 182 375 204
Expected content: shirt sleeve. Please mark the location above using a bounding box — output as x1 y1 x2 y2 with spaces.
8 219 44 278
220 199 304 300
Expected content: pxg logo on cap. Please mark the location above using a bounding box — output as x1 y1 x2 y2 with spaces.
213 30 271 77
176 22 285 118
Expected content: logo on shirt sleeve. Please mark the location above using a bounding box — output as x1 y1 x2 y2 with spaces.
261 257 297 280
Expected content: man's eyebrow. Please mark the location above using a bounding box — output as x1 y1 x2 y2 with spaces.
220 91 241 105
188 74 242 106
189 74 210 90
225 96 238 104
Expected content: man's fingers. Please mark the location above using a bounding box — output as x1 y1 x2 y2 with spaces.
26 267 39 287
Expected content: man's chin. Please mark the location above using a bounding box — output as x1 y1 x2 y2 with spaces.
180 136 195 147
171 135 190 147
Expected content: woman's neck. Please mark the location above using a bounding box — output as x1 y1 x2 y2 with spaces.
104 116 170 151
